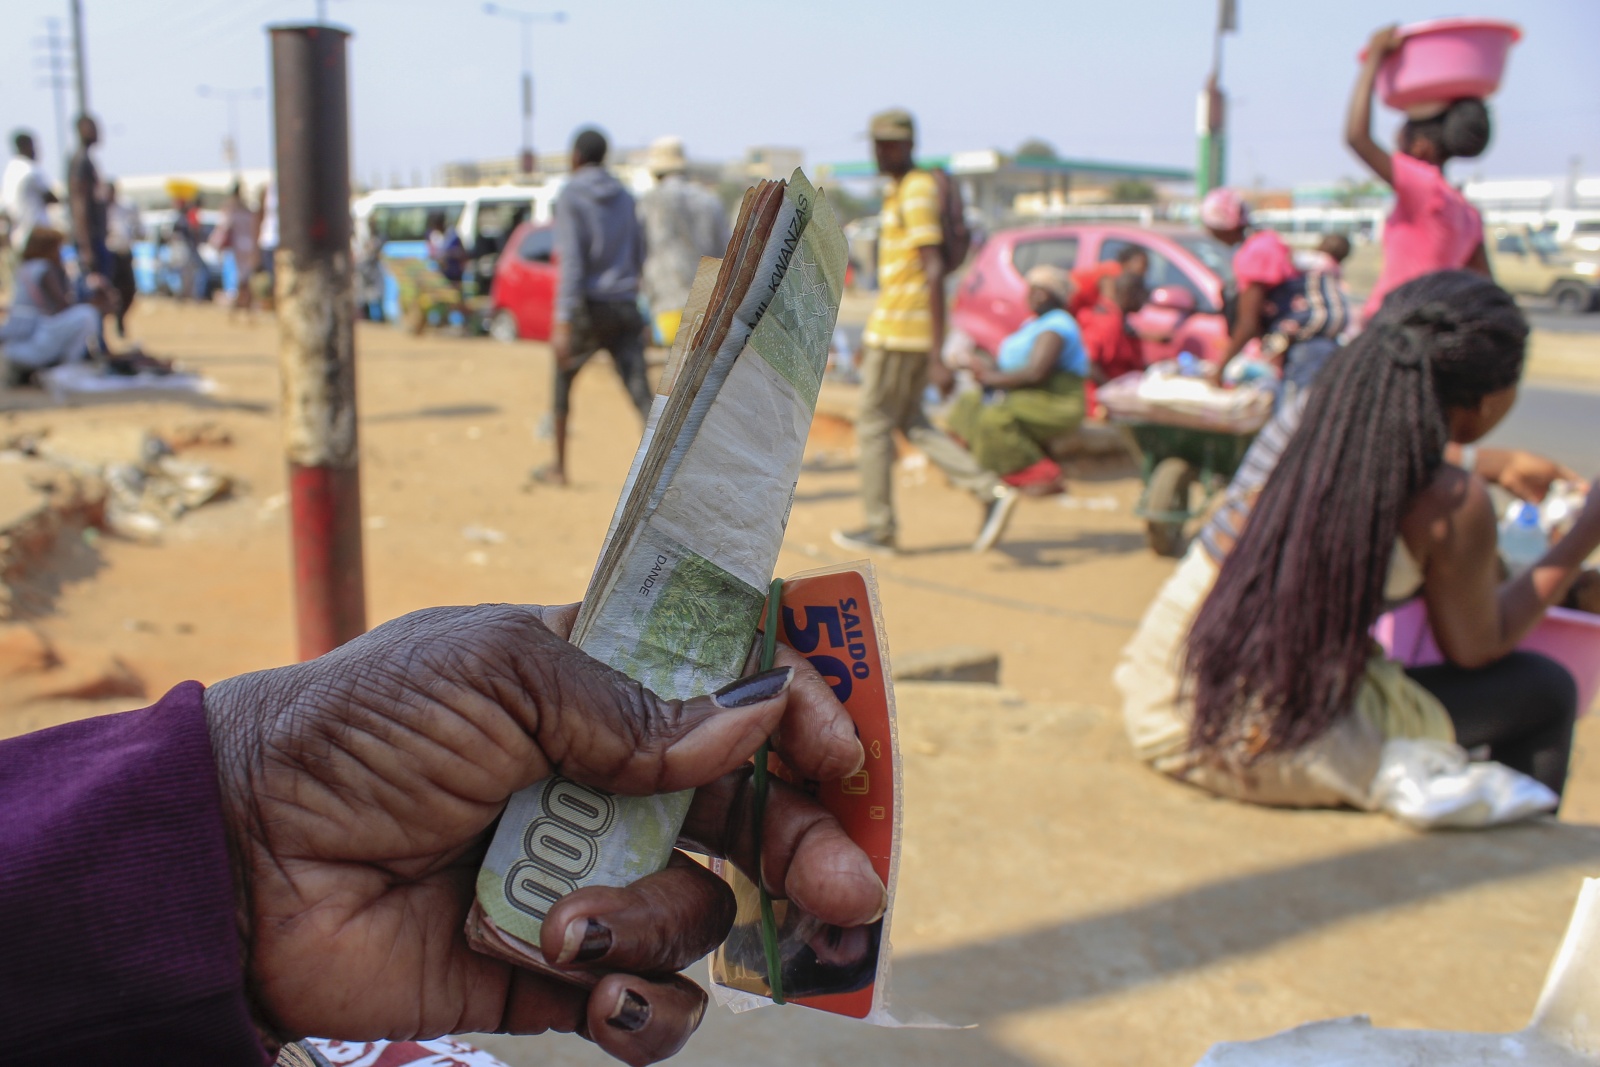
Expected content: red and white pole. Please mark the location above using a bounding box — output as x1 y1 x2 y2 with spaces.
270 24 366 660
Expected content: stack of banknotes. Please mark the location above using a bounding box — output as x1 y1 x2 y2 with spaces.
468 170 848 976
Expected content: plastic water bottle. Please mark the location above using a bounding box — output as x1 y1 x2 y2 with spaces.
1176 352 1203 378
1499 501 1549 573
1540 479 1585 542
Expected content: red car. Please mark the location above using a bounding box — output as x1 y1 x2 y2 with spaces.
952 223 1236 367
489 222 559 342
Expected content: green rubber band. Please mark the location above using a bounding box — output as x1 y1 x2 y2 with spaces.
752 577 786 1005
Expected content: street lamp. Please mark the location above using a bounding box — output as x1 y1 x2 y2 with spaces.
198 85 266 176
1197 0 1237 198
314 0 349 25
483 4 567 176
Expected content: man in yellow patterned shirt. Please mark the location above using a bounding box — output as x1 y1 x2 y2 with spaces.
834 109 1018 555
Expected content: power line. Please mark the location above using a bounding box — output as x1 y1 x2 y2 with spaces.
198 85 267 174
32 18 72 178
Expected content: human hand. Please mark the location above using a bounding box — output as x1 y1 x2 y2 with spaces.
552 322 574 369
927 355 956 397
1491 451 1584 504
966 355 996 387
1568 477 1600 540
1366 25 1403 61
205 604 880 1066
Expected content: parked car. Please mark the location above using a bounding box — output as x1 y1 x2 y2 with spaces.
354 185 560 323
488 221 558 342
1487 227 1599 314
951 223 1235 367
1553 217 1600 256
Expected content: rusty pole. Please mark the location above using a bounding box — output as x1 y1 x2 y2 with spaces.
270 24 366 660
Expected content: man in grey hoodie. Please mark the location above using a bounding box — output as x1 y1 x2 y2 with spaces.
535 127 650 487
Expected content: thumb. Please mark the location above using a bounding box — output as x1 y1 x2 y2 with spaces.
518 632 794 797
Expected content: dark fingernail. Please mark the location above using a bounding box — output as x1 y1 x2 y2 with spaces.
575 919 612 963
712 666 793 708
606 989 651 1033
555 916 613 965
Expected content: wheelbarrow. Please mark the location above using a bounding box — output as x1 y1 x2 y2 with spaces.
1119 419 1258 556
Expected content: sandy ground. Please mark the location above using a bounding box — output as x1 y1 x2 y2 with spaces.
5 300 1600 1067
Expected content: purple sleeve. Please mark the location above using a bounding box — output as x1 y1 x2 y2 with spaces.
0 682 269 1065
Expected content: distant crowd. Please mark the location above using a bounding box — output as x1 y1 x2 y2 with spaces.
0 114 278 385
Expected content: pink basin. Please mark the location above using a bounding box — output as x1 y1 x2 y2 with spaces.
1375 599 1600 715
1361 17 1521 113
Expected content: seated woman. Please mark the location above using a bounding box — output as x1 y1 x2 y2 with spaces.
1116 271 1597 814
948 265 1090 497
1079 270 1150 383
1 227 101 385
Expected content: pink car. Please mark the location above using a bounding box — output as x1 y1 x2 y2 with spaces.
952 223 1235 367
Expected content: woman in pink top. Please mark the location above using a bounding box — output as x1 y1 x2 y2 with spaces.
1347 25 1492 319
1201 188 1345 396
1201 188 1297 364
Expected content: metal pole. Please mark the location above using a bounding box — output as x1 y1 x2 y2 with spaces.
227 94 245 175
270 23 366 660
69 0 88 116
520 20 534 174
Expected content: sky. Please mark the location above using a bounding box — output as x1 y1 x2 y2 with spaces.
1 0 1597 191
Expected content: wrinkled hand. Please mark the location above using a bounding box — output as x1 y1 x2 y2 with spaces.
1495 451 1583 504
205 604 881 1066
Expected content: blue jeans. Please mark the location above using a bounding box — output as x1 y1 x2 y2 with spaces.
1279 337 1339 408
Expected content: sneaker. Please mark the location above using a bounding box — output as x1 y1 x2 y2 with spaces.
973 487 1021 552
832 527 897 555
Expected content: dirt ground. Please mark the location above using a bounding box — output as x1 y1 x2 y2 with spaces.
5 299 1600 1067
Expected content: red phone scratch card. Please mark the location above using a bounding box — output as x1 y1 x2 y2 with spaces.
711 561 904 1022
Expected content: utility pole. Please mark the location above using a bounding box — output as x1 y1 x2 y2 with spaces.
1197 0 1236 199
33 18 72 177
69 0 89 118
483 4 566 176
270 22 366 659
199 85 266 176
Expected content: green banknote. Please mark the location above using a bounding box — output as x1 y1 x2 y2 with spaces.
470 172 847 975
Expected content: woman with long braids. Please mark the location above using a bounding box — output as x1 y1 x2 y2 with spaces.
1116 271 1597 813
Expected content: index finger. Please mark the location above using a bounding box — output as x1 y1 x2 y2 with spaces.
769 644 867 783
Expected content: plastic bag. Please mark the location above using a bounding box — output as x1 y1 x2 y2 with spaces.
1193 878 1600 1064
1368 738 1557 830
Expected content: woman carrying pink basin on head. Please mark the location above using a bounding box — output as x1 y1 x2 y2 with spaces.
1347 24 1493 321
